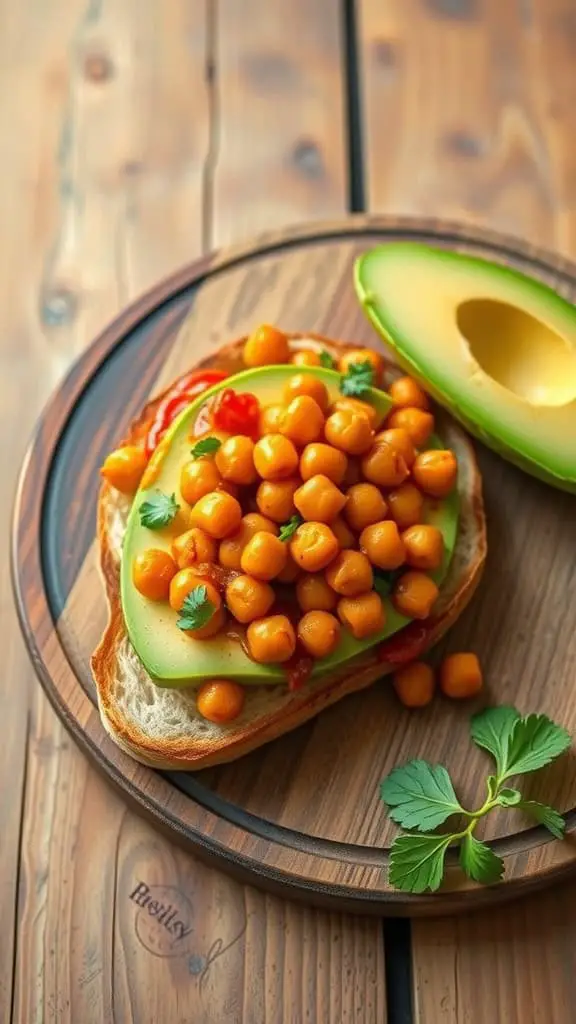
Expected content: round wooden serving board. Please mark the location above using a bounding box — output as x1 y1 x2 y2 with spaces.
12 216 576 915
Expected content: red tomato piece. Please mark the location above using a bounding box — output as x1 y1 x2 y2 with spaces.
212 389 260 438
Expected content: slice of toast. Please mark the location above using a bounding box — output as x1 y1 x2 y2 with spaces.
91 336 486 769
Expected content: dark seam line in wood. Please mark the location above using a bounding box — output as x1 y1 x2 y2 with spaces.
9 704 31 1024
202 0 218 253
342 0 366 212
383 919 415 1024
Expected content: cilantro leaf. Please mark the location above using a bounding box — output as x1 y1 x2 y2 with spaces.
495 787 522 807
278 514 303 543
190 437 222 459
513 800 565 839
381 760 465 832
389 833 453 893
470 706 520 776
138 490 180 529
176 585 216 631
319 350 336 369
339 360 374 397
502 714 571 779
373 569 400 598
459 834 504 885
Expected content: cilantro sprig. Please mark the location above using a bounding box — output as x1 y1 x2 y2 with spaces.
319 350 336 369
176 585 216 631
138 490 180 529
278 514 303 542
381 707 570 893
339 360 374 397
190 436 222 459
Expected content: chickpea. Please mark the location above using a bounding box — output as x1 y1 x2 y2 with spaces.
259 403 284 435
282 372 329 412
393 662 435 708
296 573 337 612
324 408 374 456
387 482 425 530
101 445 147 494
375 427 416 468
413 450 458 498
294 474 347 524
386 407 434 448
337 591 385 639
190 490 242 539
300 443 348 485
330 396 381 429
440 653 483 699
325 550 373 597
225 574 275 623
297 611 341 658
331 515 355 549
243 324 290 367
169 568 219 612
171 575 225 640
290 349 321 367
246 614 296 663
180 458 222 506
243 512 279 536
215 435 257 485
253 434 299 480
256 478 299 523
133 549 177 601
196 680 245 723
218 513 277 571
402 524 444 571
361 439 409 489
393 571 439 619
290 522 339 572
345 483 388 532
280 395 325 446
276 553 301 583
389 375 430 411
240 531 287 580
338 348 384 386
360 521 407 570
171 527 216 569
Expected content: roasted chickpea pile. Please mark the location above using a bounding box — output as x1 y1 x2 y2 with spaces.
120 325 459 723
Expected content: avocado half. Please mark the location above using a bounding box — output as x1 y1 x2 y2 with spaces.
121 364 459 688
355 243 576 493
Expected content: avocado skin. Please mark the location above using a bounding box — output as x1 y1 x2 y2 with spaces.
355 243 576 494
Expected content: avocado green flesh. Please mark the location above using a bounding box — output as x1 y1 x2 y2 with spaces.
355 243 576 492
121 364 458 688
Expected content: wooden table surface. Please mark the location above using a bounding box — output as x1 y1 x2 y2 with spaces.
4 1 576 1021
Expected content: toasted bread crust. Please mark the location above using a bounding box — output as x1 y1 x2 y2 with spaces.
91 335 486 769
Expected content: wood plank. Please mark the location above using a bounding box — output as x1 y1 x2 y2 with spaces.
211 0 348 245
359 1 576 1020
412 884 576 1023
357 0 565 249
11 1 387 1021
0 1 89 1019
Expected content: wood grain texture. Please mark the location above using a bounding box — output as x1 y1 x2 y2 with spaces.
211 0 347 245
358 0 574 249
412 882 576 1023
13 216 576 916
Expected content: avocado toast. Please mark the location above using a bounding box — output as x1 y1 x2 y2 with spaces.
92 331 486 769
